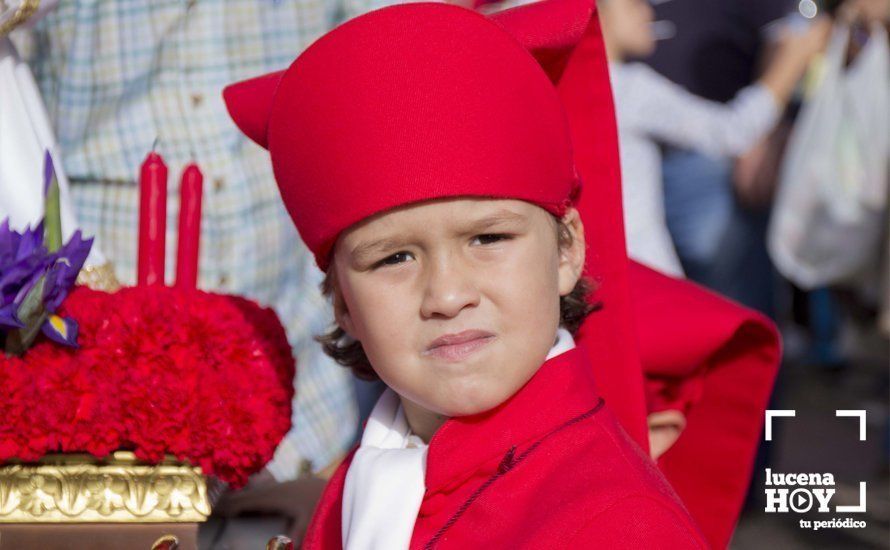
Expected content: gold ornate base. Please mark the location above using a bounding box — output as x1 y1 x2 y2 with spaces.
0 452 210 523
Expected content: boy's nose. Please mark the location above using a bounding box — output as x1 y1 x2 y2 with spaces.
419 255 481 319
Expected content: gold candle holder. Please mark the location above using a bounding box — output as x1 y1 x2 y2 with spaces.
75 262 122 292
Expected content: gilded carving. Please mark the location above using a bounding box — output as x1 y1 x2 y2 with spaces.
0 452 210 523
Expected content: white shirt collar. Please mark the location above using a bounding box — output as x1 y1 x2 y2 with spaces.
546 328 575 361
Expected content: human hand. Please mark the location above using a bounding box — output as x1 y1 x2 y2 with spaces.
446 0 478 8
760 17 833 105
775 16 833 64
839 0 890 26
647 409 686 460
733 120 793 208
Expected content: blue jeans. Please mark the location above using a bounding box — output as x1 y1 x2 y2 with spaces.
662 149 776 319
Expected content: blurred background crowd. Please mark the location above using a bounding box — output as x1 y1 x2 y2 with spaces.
1 0 888 548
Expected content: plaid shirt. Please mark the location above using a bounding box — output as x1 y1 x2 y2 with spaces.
28 0 396 481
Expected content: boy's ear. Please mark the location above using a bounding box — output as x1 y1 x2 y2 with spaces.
330 267 358 339
557 207 586 296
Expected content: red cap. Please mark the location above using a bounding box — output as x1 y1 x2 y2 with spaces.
223 1 587 269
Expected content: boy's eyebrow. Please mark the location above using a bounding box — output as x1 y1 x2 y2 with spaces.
349 236 411 263
466 209 527 230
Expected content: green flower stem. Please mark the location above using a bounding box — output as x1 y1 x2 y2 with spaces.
44 172 62 253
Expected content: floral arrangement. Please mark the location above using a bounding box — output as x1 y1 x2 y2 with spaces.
0 285 295 487
0 154 91 355
0 152 296 487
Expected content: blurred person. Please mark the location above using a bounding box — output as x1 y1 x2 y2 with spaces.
769 0 889 363
600 0 826 526
843 0 890 336
644 0 807 316
839 0 888 340
597 0 829 277
23 0 425 542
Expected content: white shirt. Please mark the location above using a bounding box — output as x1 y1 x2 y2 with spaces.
341 329 575 549
609 62 780 276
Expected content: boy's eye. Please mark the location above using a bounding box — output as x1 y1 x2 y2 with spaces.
472 233 512 245
374 251 413 268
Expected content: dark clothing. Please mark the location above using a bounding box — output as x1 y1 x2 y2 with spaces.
645 0 797 101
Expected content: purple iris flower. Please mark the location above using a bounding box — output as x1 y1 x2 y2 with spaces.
43 230 92 312
0 220 92 349
1 152 94 352
0 221 47 330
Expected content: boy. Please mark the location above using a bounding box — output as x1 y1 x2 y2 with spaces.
223 0 707 547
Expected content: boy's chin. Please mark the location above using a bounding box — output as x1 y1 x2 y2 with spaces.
431 387 517 418
431 363 544 417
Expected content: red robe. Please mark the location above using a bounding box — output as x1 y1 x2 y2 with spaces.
303 348 707 549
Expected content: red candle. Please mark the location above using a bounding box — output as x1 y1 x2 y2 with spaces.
137 151 168 286
176 163 203 290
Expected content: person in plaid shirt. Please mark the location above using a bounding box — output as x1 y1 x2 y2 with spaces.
24 0 417 534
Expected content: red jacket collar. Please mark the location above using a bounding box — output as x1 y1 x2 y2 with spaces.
423 346 601 494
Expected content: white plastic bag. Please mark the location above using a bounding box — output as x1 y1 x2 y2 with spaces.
769 23 889 289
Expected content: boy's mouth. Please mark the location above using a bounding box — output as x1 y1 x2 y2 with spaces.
424 330 496 362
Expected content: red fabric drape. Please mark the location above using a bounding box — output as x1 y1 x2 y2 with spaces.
493 1 782 545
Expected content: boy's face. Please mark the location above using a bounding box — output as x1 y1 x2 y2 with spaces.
332 198 585 419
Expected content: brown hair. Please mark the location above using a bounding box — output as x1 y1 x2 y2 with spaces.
316 216 599 380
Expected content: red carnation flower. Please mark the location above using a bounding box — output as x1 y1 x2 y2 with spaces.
0 286 295 487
